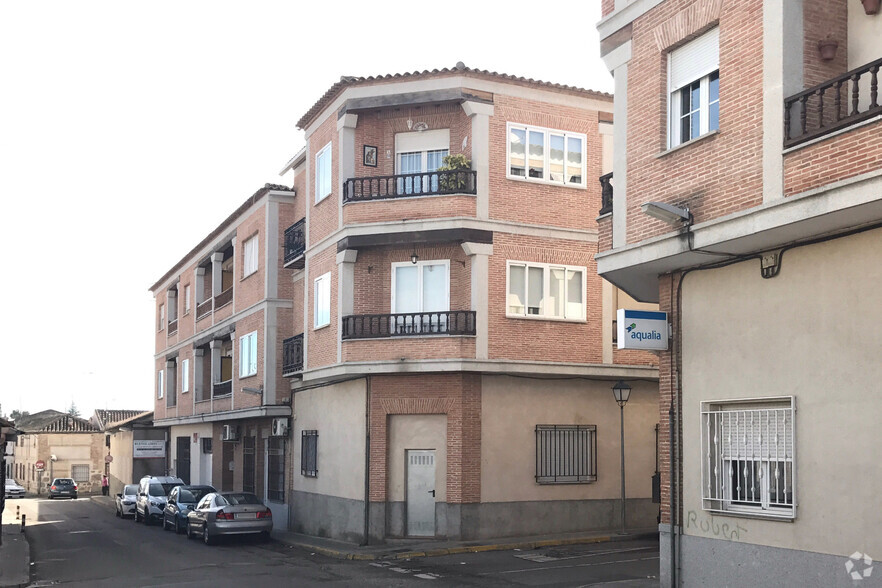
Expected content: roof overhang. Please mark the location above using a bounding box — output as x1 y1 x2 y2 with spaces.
338 88 492 120
597 171 882 302
279 147 307 176
337 228 493 252
152 405 291 428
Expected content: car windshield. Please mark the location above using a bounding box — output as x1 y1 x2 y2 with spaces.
221 492 261 505
55 479 74 485
179 488 212 503
124 486 137 495
149 483 180 496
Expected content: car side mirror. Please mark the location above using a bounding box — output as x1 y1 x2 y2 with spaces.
116 493 122 498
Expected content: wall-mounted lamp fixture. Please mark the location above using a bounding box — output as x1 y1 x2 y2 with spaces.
406 118 413 130
411 251 419 264
641 201 693 225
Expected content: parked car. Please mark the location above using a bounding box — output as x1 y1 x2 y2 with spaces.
162 485 216 534
115 484 139 518
47 478 77 499
186 492 272 545
134 476 183 525
5 478 26 498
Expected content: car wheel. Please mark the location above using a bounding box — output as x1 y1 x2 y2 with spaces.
203 525 213 545
162 516 170 531
175 517 184 534
48 495 54 500
72 495 77 500
260 531 271 543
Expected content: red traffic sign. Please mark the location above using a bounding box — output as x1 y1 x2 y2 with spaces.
35 460 45 470
104 454 114 463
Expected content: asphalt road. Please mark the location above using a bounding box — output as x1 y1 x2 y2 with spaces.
20 497 658 587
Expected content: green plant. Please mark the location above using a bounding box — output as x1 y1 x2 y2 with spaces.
436 154 472 192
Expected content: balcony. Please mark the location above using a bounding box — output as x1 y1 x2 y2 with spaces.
214 287 233 310
343 170 477 203
282 334 304 377
195 299 212 321
598 172 613 216
785 56 882 148
212 380 232 397
342 310 476 340
283 219 306 269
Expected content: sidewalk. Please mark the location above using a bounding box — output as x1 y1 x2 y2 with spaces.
0 505 30 588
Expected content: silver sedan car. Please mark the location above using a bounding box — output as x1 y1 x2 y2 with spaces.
115 484 138 518
185 492 272 545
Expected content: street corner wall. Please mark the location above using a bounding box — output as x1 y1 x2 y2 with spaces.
290 378 367 542
679 227 882 558
479 375 659 537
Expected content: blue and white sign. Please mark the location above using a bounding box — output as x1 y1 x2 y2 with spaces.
617 309 669 351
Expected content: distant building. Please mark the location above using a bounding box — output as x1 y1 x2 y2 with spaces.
103 411 164 495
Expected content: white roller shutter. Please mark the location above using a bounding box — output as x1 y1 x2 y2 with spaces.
669 27 719 92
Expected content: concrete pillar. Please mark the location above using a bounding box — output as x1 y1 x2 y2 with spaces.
211 252 224 296
461 242 492 360
338 113 358 228
194 348 204 403
209 340 222 397
336 249 358 363
195 267 206 304
461 101 494 220
602 41 631 249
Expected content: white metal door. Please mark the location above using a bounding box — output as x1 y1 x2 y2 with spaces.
406 450 436 537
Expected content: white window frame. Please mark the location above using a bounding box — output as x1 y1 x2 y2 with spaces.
668 27 720 148
181 358 190 393
315 141 332 204
700 396 796 520
243 235 258 278
157 370 164 399
239 331 258 378
158 303 165 331
314 272 331 329
390 259 451 314
505 261 587 322
506 122 587 188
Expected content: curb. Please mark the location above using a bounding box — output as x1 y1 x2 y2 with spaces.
279 530 658 562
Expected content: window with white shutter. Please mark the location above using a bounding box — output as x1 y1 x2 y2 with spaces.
239 331 258 378
243 235 258 278
315 142 332 203
669 27 720 147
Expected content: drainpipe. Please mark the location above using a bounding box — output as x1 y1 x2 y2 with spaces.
669 404 676 587
361 376 371 546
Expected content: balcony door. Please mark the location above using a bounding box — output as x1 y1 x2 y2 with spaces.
395 129 450 195
392 260 449 334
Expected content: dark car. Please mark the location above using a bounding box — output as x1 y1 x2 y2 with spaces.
48 478 78 499
162 485 216 534
186 492 272 545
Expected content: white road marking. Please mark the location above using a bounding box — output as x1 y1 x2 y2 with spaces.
68 530 94 534
414 573 441 580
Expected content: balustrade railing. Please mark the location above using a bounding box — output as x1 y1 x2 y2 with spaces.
283 219 306 266
214 288 233 309
785 56 882 148
343 170 477 203
195 299 213 320
342 310 476 340
167 319 178 335
212 380 232 397
282 334 304 376
599 172 613 216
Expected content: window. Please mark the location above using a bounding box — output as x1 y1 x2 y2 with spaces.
201 438 212 454
158 304 165 331
395 129 451 194
315 141 332 203
157 370 164 399
301 430 318 477
669 27 720 147
242 235 258 278
391 260 450 332
507 261 586 320
507 123 586 187
268 437 285 501
239 331 258 378
535 425 596 483
701 397 795 519
181 359 190 393
183 284 191 314
314 272 331 328
71 464 90 483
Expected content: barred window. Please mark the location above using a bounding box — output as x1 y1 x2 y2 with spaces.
701 397 795 519
242 436 255 493
535 425 597 484
301 430 318 477
268 437 285 502
71 464 90 483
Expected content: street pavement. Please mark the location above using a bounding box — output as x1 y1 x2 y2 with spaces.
4 496 659 587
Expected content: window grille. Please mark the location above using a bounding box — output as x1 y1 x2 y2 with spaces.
701 398 795 519
71 464 90 483
268 438 285 501
301 430 318 477
535 425 596 484
242 436 255 493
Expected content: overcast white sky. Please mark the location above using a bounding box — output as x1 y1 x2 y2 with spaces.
0 1 612 419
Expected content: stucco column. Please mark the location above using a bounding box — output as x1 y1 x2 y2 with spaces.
336 249 358 363
461 101 494 220
461 242 492 360
211 252 224 297
193 348 204 404
337 113 358 229
603 41 631 249
195 267 206 305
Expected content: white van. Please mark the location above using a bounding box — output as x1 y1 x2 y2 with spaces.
134 475 183 525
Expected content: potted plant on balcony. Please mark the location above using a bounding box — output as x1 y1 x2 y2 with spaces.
436 154 472 193
860 0 880 15
818 35 839 61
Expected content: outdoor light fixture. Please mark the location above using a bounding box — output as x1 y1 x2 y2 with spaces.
612 380 632 535
411 251 419 264
641 201 692 225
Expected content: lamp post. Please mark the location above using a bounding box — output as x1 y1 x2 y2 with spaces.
612 380 632 535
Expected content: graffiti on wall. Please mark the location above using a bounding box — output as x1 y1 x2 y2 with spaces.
686 510 748 541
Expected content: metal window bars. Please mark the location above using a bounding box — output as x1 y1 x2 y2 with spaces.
535 425 597 484
301 430 318 477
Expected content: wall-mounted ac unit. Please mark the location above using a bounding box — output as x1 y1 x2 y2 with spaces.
222 424 239 442
271 418 289 437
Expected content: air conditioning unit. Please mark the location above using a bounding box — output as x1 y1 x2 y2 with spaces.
271 418 289 437
222 424 239 442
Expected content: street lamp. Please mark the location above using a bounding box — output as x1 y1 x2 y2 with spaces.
612 380 632 535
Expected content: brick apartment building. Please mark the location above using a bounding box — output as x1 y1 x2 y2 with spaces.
150 182 302 529
597 0 882 585
279 64 660 543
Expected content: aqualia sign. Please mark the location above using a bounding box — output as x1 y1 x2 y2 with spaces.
617 309 669 351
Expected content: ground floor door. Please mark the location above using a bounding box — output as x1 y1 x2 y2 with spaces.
175 436 190 484
243 436 256 493
406 449 436 537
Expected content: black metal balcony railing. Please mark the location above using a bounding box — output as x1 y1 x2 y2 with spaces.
213 380 232 397
343 170 477 203
282 334 304 376
599 172 613 216
167 319 178 335
342 310 477 340
283 218 306 267
196 298 212 320
214 288 233 309
785 56 882 148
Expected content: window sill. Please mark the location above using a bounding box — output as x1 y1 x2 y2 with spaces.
702 507 795 522
241 271 257 282
506 175 587 191
506 314 587 324
657 130 719 159
239 372 258 380
315 193 331 206
314 323 330 331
